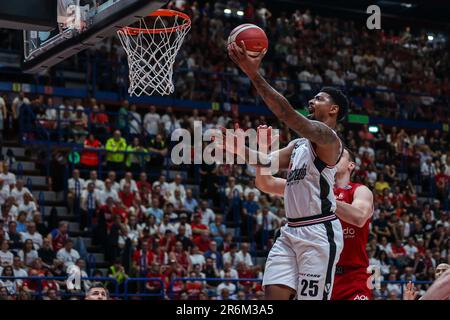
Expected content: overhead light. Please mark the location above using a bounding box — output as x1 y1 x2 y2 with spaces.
428 35 434 41
368 125 379 133
401 3 413 8
224 8 232 14
237 10 244 16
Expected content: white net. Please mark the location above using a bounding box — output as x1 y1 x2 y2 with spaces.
117 11 191 96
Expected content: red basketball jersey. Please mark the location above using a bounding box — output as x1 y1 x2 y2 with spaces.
333 182 371 268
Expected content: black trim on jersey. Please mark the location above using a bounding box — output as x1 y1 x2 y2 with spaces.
287 212 335 223
319 175 332 215
323 221 337 300
313 157 327 173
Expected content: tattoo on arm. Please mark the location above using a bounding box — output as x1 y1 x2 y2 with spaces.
250 73 337 145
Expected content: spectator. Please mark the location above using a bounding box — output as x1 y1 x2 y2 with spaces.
144 197 164 223
189 245 206 268
18 193 38 222
0 266 17 295
223 243 239 268
80 133 102 169
107 171 121 192
20 222 43 250
85 170 105 191
0 178 10 206
99 179 120 205
105 130 127 172
143 105 160 137
0 163 16 188
119 172 138 193
38 238 56 268
18 239 39 267
175 224 194 252
67 169 85 215
128 104 142 137
198 200 215 227
80 182 101 229
56 239 80 268
136 172 152 207
10 180 33 206
0 239 13 266
183 189 198 213
147 134 168 174
209 215 226 247
204 241 223 270
50 221 69 252
125 137 148 174
235 242 254 267
216 273 236 297
6 221 22 252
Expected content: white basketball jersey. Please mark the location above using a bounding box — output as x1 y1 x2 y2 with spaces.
284 138 342 220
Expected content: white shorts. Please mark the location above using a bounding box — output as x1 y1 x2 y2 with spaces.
263 217 343 300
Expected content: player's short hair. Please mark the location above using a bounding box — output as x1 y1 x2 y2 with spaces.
87 283 110 298
320 87 349 121
344 147 356 163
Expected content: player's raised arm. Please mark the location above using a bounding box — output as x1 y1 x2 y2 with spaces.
230 43 337 132
335 185 373 228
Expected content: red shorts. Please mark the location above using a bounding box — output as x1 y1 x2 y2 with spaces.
331 267 373 300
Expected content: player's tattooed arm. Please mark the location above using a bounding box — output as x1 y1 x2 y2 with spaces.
249 73 338 146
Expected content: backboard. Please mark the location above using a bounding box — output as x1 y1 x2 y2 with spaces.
0 0 168 73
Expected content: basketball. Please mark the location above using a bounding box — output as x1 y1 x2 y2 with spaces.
227 24 268 57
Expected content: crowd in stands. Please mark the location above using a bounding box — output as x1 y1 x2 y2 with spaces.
0 0 449 301
0 88 449 300
1 1 449 123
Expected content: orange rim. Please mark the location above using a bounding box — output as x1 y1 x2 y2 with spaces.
119 9 191 35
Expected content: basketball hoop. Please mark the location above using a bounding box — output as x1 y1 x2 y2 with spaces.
117 9 191 96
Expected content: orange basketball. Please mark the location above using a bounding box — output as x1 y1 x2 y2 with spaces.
227 24 268 57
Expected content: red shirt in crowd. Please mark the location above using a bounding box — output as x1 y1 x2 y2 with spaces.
80 138 101 167
133 250 155 268
119 191 136 208
193 237 211 253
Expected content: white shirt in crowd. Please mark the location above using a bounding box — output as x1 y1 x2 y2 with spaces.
143 112 161 135
80 189 101 210
216 282 236 296
99 188 120 205
56 248 80 268
404 244 418 259
18 249 39 266
200 208 215 227
190 253 206 267
10 187 32 205
219 268 238 279
20 231 43 250
244 187 261 202
85 179 105 191
18 202 38 221
167 182 186 199
68 178 86 192
256 211 278 231
223 252 239 268
119 179 138 193
235 251 253 266
0 250 14 265
0 172 16 186
0 184 10 205
129 111 142 134
173 222 192 238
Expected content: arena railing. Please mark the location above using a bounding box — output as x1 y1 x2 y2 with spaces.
168 277 263 300
0 276 119 298
0 276 434 299
122 277 166 300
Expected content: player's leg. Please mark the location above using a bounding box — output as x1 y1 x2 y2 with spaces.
296 220 343 300
262 228 298 300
